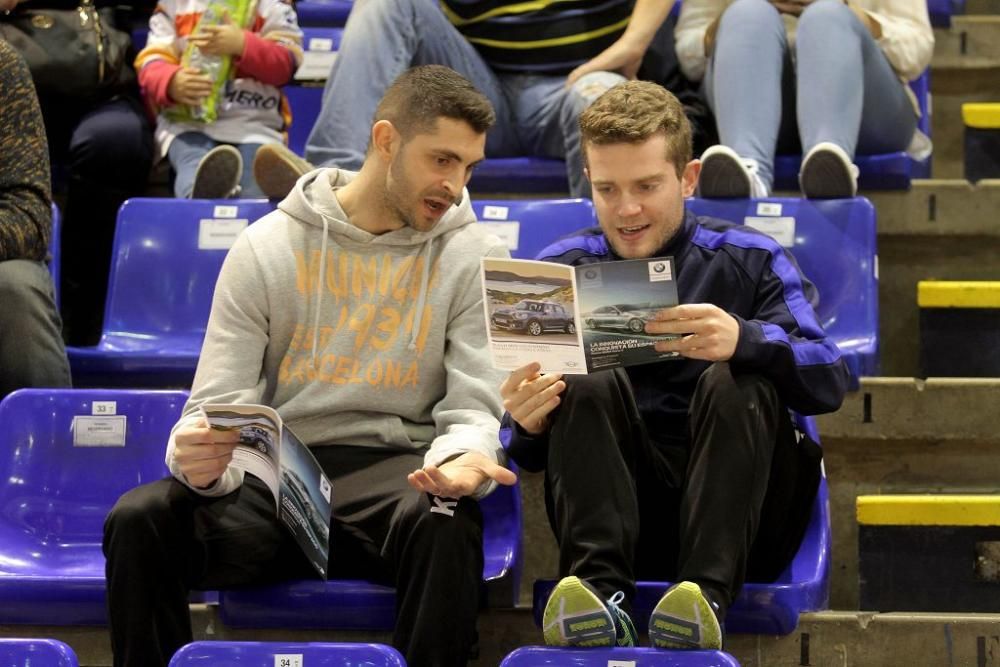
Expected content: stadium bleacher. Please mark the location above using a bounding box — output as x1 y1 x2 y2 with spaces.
8 0 1000 664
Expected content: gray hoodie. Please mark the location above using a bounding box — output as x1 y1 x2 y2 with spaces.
166 168 510 498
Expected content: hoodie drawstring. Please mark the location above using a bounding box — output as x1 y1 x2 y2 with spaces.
312 217 329 365
409 237 433 351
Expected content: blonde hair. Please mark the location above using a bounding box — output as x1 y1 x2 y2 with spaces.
579 80 692 178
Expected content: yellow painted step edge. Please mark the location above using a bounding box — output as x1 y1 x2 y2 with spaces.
918 281 1000 308
857 495 1000 526
963 103 1000 129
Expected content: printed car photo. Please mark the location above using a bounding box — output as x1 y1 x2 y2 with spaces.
490 299 576 336
583 303 657 333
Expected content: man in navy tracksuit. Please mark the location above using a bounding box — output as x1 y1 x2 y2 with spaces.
500 80 850 651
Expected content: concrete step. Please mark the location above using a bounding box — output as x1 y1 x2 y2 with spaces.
934 16 1000 69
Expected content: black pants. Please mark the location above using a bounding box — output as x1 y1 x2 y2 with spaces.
544 362 820 615
103 447 483 667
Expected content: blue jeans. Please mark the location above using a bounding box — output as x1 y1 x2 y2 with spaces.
0 259 71 400
168 132 266 199
304 0 625 197
704 0 918 190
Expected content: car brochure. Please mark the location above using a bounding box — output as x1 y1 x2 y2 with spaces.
200 404 333 578
481 256 681 374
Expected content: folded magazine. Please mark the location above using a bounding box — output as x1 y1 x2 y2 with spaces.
481 256 681 374
200 404 333 578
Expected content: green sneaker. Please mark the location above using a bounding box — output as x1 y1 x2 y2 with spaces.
542 576 637 648
648 581 723 650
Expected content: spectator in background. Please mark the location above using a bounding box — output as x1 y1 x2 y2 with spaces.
134 0 303 199
676 0 933 198
249 0 713 200
0 40 72 400
1 0 156 345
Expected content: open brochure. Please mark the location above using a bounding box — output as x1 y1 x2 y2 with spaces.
481 256 682 374
200 404 333 579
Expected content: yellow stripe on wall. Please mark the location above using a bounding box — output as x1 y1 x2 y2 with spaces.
917 281 1000 309
463 16 630 50
857 495 1000 526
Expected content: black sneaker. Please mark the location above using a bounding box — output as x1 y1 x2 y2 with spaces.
542 576 637 647
191 145 243 199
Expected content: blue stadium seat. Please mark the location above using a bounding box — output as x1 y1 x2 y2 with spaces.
218 474 523 629
0 639 79 666
928 0 964 27
472 198 597 260
169 641 404 667
470 158 570 195
532 414 830 637
500 646 741 667
0 388 187 624
66 198 275 387
293 0 353 27
686 196 878 386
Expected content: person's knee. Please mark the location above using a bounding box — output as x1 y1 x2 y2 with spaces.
693 361 779 416
565 71 628 114
722 0 782 28
0 261 51 320
104 481 178 551
398 492 483 548
799 0 855 32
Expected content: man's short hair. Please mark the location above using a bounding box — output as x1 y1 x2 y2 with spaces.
372 65 496 143
579 80 693 178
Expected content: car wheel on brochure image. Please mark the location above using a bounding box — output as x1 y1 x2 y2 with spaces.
527 320 543 336
628 318 644 333
566 322 576 334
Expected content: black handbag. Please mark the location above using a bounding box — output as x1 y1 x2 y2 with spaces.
0 0 134 99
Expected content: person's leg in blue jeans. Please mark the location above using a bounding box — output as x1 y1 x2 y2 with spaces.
168 132 218 199
0 260 71 400
703 0 788 193
510 71 626 198
304 0 517 170
796 0 917 157
234 142 265 199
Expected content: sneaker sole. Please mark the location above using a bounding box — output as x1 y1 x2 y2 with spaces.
542 576 616 647
254 146 310 200
800 151 855 199
192 146 242 199
699 153 751 199
649 581 723 650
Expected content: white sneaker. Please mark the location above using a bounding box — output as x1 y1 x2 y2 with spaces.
698 145 769 199
799 141 859 199
191 145 243 199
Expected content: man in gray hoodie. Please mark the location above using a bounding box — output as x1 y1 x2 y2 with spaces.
103 65 516 667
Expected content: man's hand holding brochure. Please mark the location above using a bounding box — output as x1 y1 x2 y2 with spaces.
196 404 334 578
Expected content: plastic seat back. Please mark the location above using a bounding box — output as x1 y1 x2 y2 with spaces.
0 639 79 667
286 28 344 155
472 198 597 260
169 641 405 667
101 198 274 340
0 388 186 547
686 196 878 384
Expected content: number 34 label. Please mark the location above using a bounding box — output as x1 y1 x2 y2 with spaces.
275 655 303 667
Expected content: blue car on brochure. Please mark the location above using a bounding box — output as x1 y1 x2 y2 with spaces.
491 299 576 336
